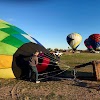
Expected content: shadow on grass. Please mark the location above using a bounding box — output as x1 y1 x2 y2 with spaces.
72 80 100 91
39 69 96 82
21 69 100 91
59 70 100 91
39 70 100 91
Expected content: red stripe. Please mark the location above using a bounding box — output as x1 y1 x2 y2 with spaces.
36 57 50 72
89 34 100 42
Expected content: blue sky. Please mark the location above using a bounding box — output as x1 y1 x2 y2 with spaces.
0 0 100 50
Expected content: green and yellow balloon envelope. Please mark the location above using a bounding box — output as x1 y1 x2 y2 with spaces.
0 20 43 78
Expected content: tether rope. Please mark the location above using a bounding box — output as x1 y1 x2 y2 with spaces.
30 56 78 81
38 65 81 83
15 50 79 82
38 70 66 81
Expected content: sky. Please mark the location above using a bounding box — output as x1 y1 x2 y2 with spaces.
0 0 100 50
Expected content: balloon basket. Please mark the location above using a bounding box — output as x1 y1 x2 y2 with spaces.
92 60 100 81
74 60 100 81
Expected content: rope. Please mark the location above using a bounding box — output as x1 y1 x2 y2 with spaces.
39 67 83 83
71 69 77 80
44 53 57 61
38 64 73 80
38 62 71 76
17 52 82 82
38 62 59 66
38 56 71 69
15 48 80 82
71 68 83 83
38 70 66 81
39 69 61 76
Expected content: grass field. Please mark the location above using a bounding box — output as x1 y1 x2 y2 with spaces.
61 52 100 67
0 52 100 100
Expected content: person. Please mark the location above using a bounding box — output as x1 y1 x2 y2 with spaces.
38 51 44 57
57 54 60 63
29 51 40 83
55 54 60 64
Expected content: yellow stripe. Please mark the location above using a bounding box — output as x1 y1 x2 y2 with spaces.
0 68 15 78
0 55 13 68
73 34 82 48
73 39 82 48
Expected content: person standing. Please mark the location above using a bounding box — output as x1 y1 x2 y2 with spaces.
29 51 40 83
57 54 60 63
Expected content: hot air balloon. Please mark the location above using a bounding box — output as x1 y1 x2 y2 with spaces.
0 20 60 79
84 38 94 51
66 33 82 51
88 34 100 51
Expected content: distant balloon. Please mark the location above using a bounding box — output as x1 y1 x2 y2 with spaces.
84 38 93 51
88 34 100 51
66 33 82 51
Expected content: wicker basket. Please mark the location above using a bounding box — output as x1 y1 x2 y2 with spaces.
92 60 100 81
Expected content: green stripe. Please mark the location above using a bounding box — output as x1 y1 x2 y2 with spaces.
0 42 17 55
0 27 21 35
1 35 24 48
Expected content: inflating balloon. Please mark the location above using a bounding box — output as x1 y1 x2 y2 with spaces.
0 20 60 79
88 34 100 51
66 33 82 51
84 38 93 51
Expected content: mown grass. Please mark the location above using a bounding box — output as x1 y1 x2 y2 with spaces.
60 52 100 78
60 52 100 68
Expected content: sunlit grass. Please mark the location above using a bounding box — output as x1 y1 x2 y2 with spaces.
60 53 100 68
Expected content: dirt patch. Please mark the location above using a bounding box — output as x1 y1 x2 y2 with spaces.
0 79 100 100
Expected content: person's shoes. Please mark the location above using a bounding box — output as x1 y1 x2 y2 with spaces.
36 81 40 83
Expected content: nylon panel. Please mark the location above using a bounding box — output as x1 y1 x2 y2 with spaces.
31 37 43 46
0 20 10 29
37 57 50 72
0 20 9 24
0 23 10 29
13 26 26 34
0 30 9 41
1 36 24 48
0 68 15 78
0 28 20 35
12 34 30 43
0 55 12 68
22 34 37 44
0 42 17 55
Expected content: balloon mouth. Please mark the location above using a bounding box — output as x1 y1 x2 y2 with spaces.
73 49 76 51
12 42 59 79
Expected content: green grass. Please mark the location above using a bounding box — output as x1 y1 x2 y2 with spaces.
60 53 100 68
59 52 100 78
